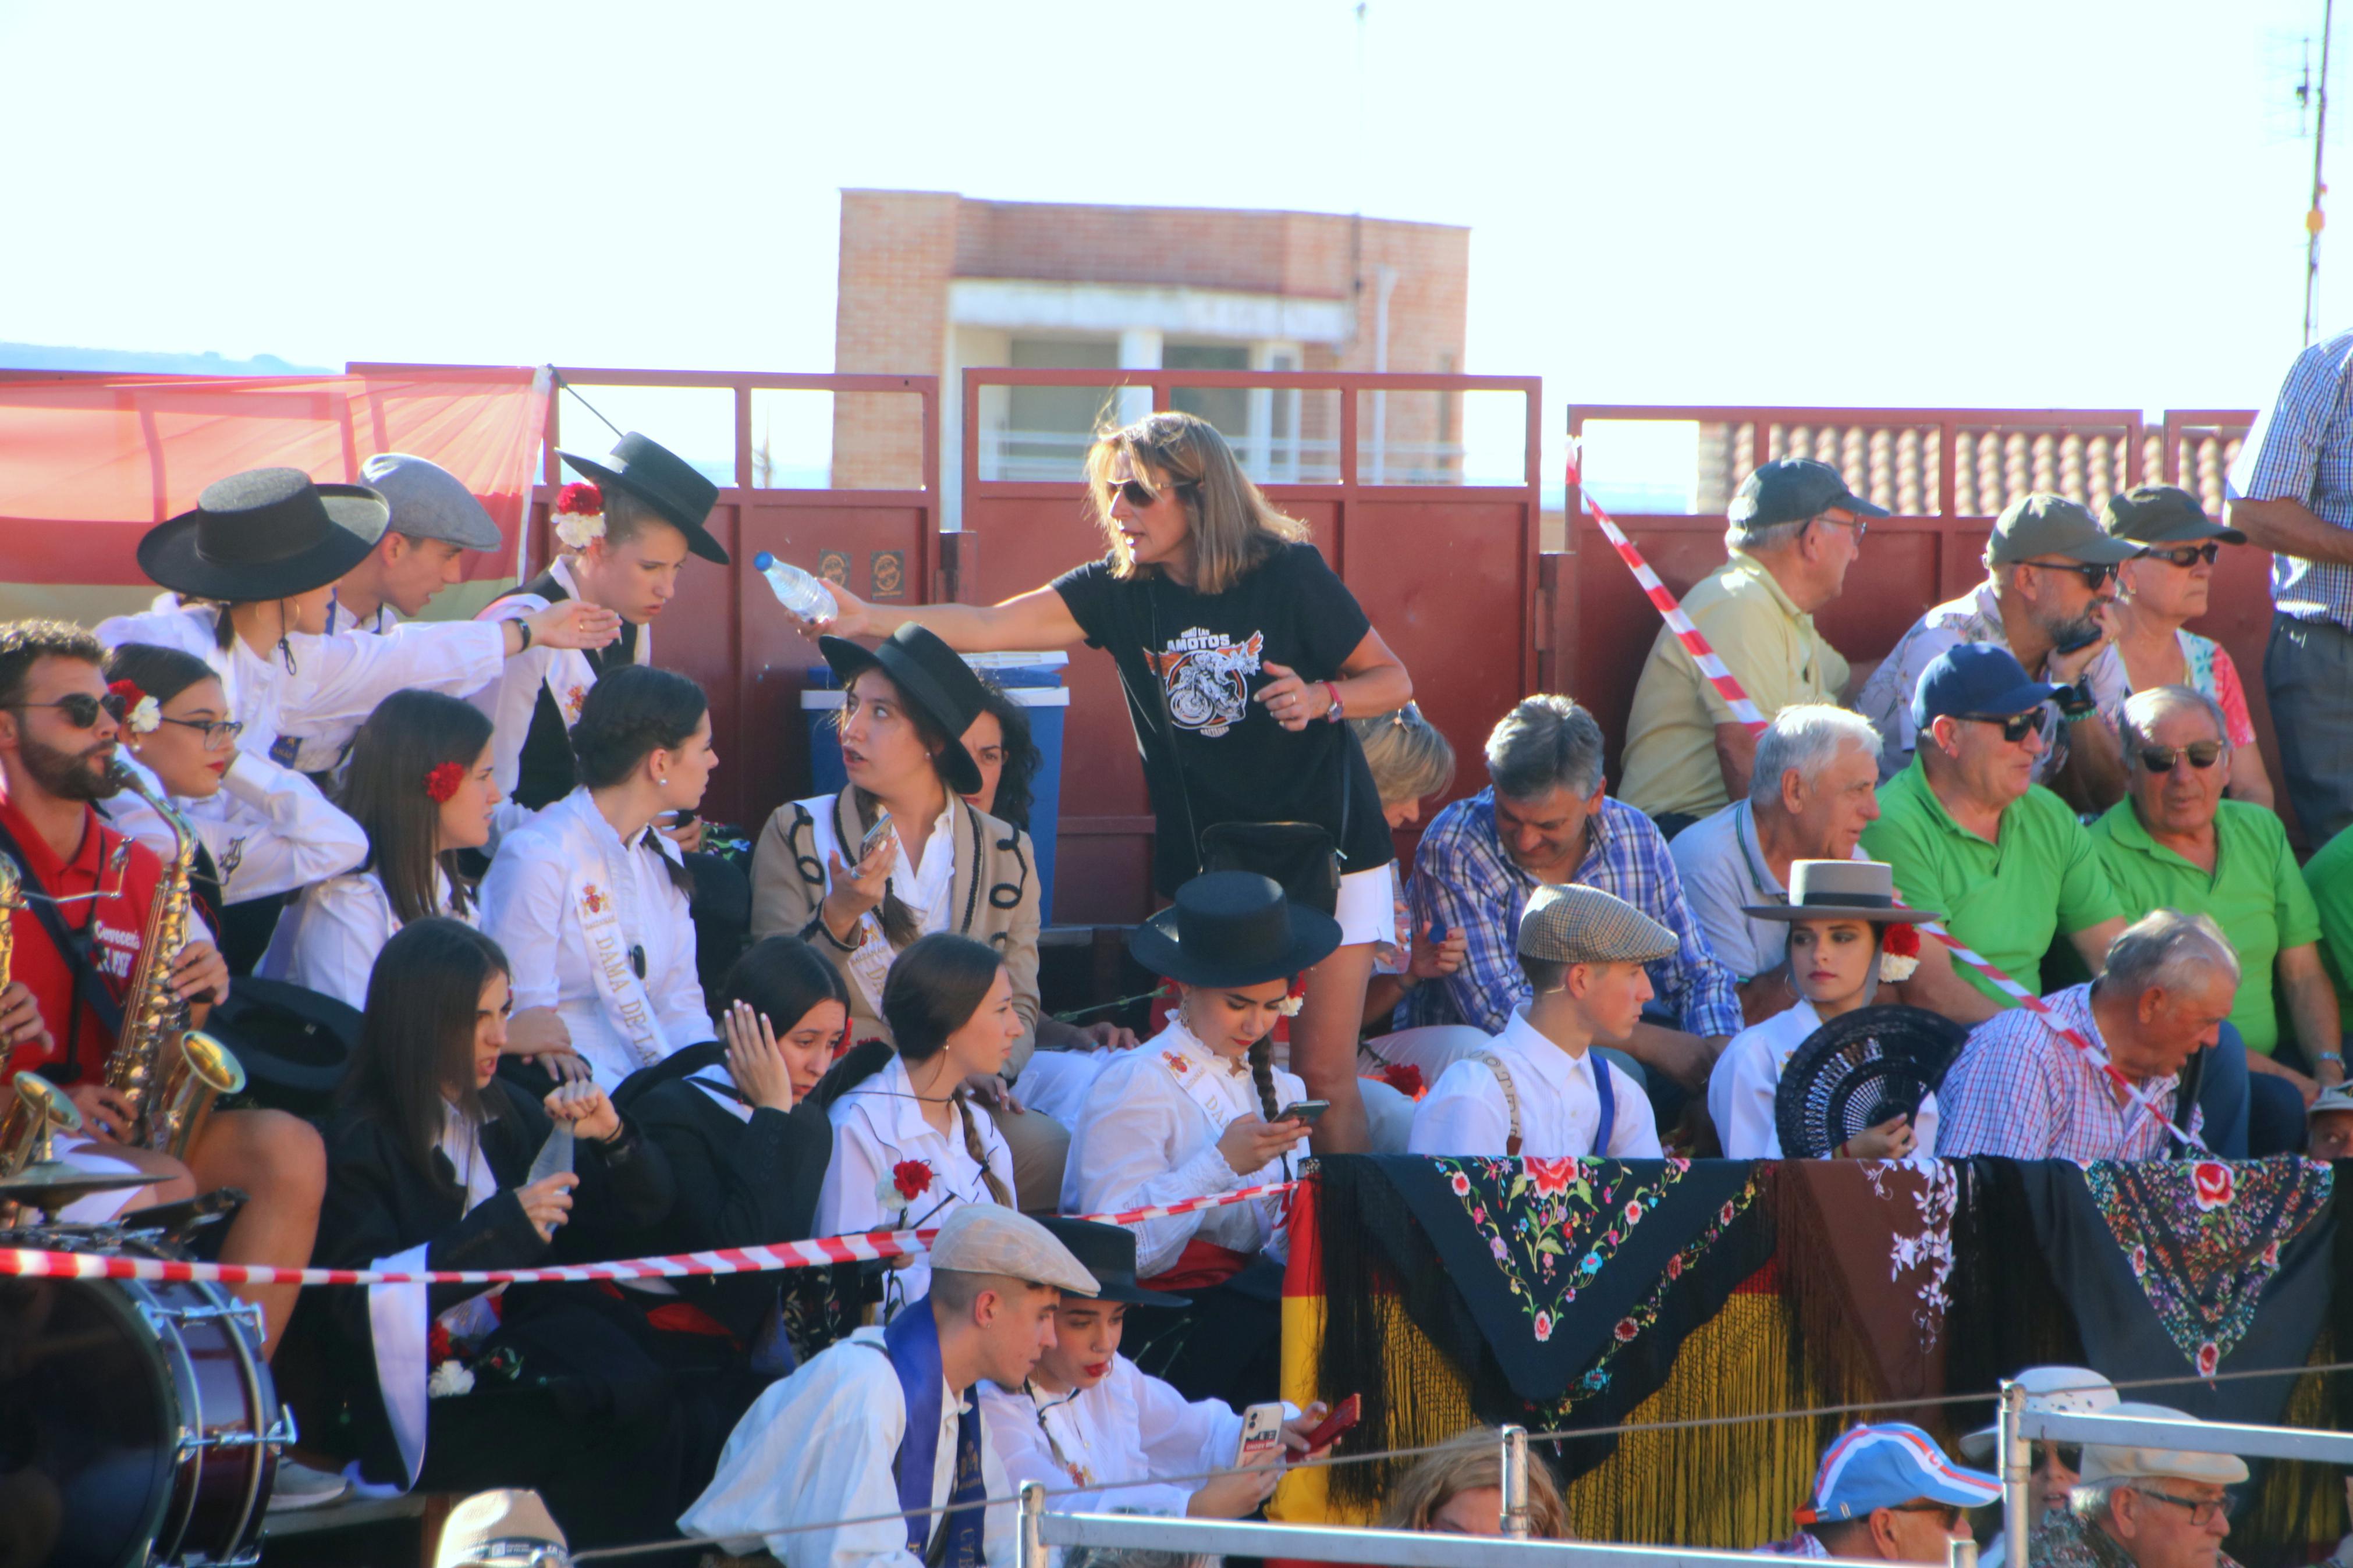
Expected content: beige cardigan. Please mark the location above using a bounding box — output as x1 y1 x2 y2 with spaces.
748 787 1044 1075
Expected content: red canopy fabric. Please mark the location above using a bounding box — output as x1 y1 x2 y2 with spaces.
0 366 549 586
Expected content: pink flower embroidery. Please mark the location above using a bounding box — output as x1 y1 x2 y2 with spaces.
1666 1253 1684 1280
1613 1317 1639 1343
1449 1172 1472 1197
1719 1200 1737 1225
2196 1341 2220 1378
2130 1245 2148 1278
1533 1311 1553 1342
1526 1157 1577 1196
2191 1162 2234 1211
1624 1199 1644 1224
2261 1240 2280 1268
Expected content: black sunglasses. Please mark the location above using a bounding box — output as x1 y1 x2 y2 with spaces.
1963 712 2042 744
12 691 129 728
2139 741 2223 773
1112 476 1195 510
2140 542 2221 568
2022 558 2120 588
1884 1502 1965 1530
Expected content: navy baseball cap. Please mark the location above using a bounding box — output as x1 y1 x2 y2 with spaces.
1794 1423 2000 1524
1729 459 1890 531
1911 643 2066 730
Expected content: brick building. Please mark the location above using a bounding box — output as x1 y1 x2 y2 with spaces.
831 190 1469 518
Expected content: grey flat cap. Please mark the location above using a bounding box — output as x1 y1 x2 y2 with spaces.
928 1204 1099 1296
1517 883 1678 965
361 453 503 550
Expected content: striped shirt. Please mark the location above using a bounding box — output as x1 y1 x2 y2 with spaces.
2228 328 2353 629
1934 983 2198 1162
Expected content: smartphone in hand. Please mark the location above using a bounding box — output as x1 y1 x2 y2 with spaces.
1278 1099 1332 1126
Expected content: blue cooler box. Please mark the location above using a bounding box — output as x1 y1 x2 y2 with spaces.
800 650 1071 923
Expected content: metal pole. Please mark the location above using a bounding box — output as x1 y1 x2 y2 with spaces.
1501 1424 1531 1541
1021 1481 1048 1568
2310 0 2336 346
1947 1533 1978 1568
1998 1382 2031 1568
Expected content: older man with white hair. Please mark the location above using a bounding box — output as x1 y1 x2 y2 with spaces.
2028 1403 2246 1568
1938 911 2234 1160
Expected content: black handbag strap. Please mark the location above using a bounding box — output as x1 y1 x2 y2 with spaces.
0 811 127 1073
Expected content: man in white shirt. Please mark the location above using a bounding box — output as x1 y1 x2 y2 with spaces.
1409 882 1669 1158
324 452 509 635
683 1205 1099 1568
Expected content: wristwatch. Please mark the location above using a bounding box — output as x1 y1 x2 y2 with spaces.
1321 681 1344 724
2054 678 2096 721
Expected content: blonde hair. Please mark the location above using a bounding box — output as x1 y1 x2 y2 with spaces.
1084 410 1309 596
1351 704 1457 808
1376 1427 1572 1539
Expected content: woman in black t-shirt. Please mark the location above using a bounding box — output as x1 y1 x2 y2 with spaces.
787 410 1412 1154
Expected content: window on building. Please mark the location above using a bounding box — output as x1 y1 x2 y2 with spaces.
1166 343 1251 445
1003 337 1120 479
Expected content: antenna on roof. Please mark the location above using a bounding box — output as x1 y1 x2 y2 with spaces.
2305 0 2335 346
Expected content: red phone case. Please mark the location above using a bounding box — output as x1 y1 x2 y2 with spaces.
1290 1393 1361 1460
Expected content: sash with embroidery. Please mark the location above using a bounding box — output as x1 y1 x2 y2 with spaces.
1157 1038 1255 1135
881 1296 989 1568
562 809 673 1071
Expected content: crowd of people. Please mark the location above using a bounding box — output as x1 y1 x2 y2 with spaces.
1 387 2347 1567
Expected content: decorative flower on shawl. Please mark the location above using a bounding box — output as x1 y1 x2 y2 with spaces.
2195 1341 2220 1379
424 761 465 803
1433 1156 1687 1341
108 679 161 735
1879 922 1922 983
2190 1162 2234 1211
1532 1310 1554 1342
1377 1061 1426 1100
1525 1157 1579 1196
553 481 606 549
887 1159 935 1204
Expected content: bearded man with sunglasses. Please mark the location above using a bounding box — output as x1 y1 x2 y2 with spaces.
0 622 330 1390
2078 685 2337 1148
1858 493 2139 813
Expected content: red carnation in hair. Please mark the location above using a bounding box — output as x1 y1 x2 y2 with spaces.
1882 923 1921 958
107 678 145 705
1378 1061 1426 1099
424 762 466 803
555 481 602 515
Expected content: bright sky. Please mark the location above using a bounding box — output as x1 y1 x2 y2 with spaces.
2 0 2340 492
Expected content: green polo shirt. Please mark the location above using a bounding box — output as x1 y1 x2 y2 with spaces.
2303 822 2353 1015
1859 759 2123 1004
2077 799 2319 1055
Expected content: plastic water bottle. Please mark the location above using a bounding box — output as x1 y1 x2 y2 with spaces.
753 552 839 621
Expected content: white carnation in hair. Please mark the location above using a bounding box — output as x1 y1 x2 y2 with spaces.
1879 952 1920 983
552 510 606 549
428 1359 475 1398
126 696 161 735
1273 994 1303 1018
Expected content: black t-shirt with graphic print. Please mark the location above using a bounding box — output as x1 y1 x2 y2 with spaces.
1053 541 1393 897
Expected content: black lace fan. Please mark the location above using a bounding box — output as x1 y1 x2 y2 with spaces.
1773 1005 1970 1158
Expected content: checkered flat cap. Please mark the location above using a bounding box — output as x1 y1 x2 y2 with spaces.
1517 883 1680 965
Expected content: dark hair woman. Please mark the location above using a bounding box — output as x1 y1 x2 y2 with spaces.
960 677 1044 829
479 665 720 1092
102 641 366 969
279 918 687 1549
814 931 1020 1318
1060 872 1338 1406
780 410 1411 1156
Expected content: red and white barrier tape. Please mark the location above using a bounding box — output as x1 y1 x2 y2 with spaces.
0 1178 1301 1288
1567 446 2202 1151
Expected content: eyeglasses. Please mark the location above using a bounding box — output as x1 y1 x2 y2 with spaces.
2040 1442 2084 1472
1813 513 1871 542
1112 476 1194 510
1884 1502 1965 1531
158 715 245 748
2022 559 2121 588
2139 542 2222 568
2132 1487 2230 1527
10 691 129 728
1963 712 2042 744
2138 741 2223 773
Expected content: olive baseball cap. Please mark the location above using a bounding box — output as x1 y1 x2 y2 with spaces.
2102 483 2245 547
1729 458 1890 530
1988 492 2139 566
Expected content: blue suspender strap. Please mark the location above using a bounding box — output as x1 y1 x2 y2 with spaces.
1591 1054 1616 1157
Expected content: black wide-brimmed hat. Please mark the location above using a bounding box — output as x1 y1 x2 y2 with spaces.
1037 1217 1190 1307
1130 870 1342 989
137 468 389 602
1773 1004 1969 1159
819 624 988 796
201 976 360 1117
555 431 729 564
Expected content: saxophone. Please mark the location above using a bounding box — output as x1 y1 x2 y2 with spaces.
0 852 84 1179
103 764 245 1158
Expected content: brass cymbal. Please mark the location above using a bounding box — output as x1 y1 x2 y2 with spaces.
0 1161 152 1207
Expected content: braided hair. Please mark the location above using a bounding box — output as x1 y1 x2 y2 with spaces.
1248 1034 1281 1122
879 932 1014 1208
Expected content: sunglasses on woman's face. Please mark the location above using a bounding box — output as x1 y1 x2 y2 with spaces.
12 691 129 728
1965 712 2042 744
2139 741 2223 773
1112 476 1195 510
2141 542 2221 568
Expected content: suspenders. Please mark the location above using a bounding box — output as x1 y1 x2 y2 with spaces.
1477 1049 1616 1158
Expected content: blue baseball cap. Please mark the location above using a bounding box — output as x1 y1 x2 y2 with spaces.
1910 643 2067 731
1795 1423 2001 1524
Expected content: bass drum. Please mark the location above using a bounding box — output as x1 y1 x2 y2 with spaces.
0 1226 283 1568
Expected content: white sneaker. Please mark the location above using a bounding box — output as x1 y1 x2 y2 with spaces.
268 1459 352 1511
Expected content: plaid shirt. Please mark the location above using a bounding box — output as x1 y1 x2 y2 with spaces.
1404 790 1742 1039
2229 328 2353 629
1935 983 2199 1161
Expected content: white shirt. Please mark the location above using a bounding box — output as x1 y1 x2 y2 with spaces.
816 1054 1016 1308
95 593 505 774
1062 1018 1307 1277
258 865 476 1009
1407 1005 1663 1160
980 1356 1242 1531
1708 998 1942 1160
681 1325 1016 1568
104 749 365 906
477 787 712 1090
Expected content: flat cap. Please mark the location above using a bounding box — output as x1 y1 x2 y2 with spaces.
2078 1402 2249 1487
928 1203 1099 1296
1517 883 1678 966
361 452 503 550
